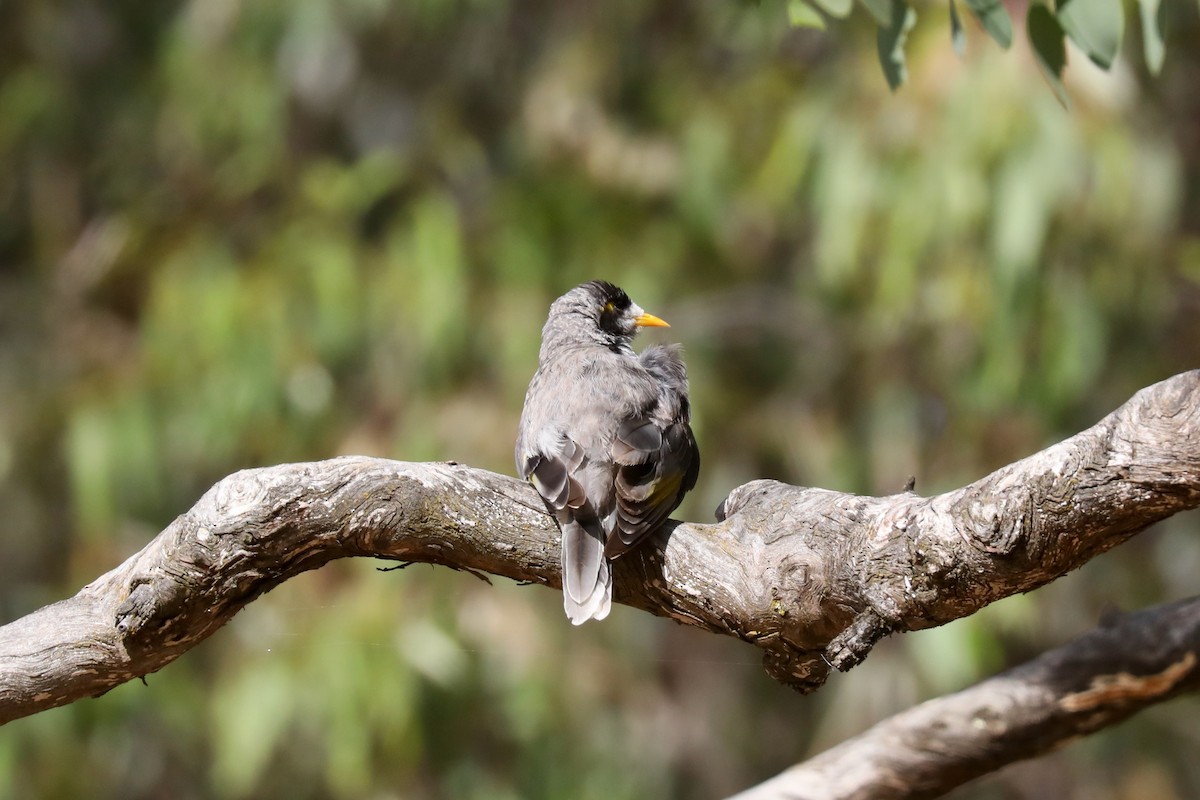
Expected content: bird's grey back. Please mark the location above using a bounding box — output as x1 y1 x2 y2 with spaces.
517 344 659 464
638 344 691 427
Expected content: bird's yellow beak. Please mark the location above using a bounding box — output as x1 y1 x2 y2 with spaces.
634 312 670 328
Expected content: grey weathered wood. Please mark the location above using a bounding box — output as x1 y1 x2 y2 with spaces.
0 372 1197 795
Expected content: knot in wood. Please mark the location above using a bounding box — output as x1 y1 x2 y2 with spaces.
207 469 275 522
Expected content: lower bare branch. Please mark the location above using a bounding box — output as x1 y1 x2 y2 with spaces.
729 595 1200 800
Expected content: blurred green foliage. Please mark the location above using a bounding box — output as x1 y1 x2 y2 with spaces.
1 0 1199 798
791 0 1170 99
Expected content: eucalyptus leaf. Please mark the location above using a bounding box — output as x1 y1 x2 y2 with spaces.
1136 0 1166 74
963 0 1014 48
950 0 967 56
876 0 917 91
1027 3 1070 108
811 0 853 18
1056 0 1124 69
860 0 894 26
788 0 827 29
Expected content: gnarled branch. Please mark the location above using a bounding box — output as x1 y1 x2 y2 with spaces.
0 371 1197 732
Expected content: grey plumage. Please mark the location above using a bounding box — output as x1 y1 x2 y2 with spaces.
515 281 700 624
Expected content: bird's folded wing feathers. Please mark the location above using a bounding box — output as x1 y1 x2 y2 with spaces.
521 437 587 511
612 418 663 465
603 343 699 558
607 418 699 558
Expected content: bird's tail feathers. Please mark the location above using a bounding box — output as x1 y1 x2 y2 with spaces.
560 517 612 624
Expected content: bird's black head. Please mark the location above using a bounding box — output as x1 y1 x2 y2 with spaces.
588 281 636 337
543 280 671 351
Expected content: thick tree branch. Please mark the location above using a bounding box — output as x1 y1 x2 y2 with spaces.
729 595 1200 800
0 371 1197 727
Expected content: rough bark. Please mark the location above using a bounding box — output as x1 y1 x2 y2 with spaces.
728 595 1200 800
0 371 1196 749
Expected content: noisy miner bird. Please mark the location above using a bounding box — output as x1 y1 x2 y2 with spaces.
515 280 700 624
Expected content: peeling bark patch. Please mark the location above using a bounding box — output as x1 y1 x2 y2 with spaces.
1059 652 1197 712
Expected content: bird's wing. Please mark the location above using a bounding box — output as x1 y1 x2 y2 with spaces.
606 346 700 558
607 418 698 558
518 433 611 622
518 434 586 512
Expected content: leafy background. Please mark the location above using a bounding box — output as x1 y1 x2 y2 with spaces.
1 0 1199 798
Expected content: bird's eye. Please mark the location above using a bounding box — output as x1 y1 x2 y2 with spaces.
603 301 615 313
